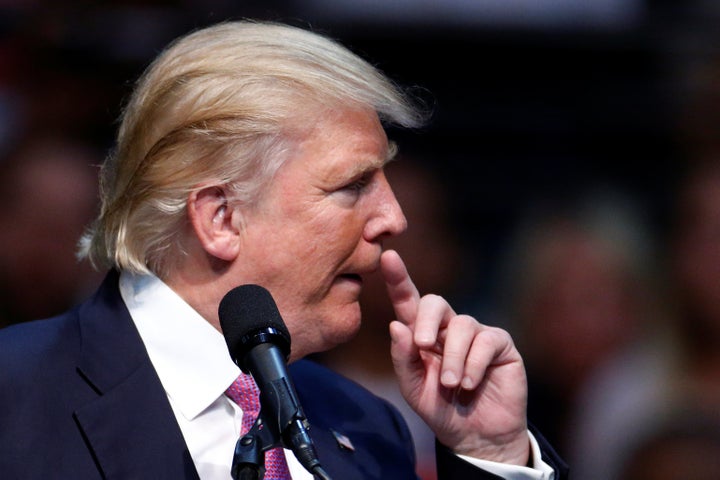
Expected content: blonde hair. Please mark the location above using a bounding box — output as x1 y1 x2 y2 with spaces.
78 20 427 277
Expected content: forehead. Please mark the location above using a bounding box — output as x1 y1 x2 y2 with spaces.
288 108 391 180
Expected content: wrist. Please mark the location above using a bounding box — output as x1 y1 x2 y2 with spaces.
452 430 530 466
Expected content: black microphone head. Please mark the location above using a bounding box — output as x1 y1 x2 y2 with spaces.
219 284 291 371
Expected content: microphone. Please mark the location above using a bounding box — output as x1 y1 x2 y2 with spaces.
219 284 329 479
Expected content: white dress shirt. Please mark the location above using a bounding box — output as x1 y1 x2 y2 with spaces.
119 271 554 479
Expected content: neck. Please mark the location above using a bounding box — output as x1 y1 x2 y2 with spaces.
164 262 233 333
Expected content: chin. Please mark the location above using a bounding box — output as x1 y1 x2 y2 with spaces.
290 306 362 359
331 308 363 341
339 315 363 343
322 306 363 351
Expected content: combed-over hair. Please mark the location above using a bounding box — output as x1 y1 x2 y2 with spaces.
78 20 427 278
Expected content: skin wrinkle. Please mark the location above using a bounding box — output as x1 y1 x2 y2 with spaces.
206 106 407 361
37 21 547 473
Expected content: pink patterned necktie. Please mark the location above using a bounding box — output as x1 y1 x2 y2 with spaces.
226 373 292 479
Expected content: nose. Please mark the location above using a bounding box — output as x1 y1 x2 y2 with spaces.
364 171 407 241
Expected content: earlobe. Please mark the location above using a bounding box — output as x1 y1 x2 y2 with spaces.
187 186 241 261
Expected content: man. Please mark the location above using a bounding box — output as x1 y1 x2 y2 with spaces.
0 20 567 479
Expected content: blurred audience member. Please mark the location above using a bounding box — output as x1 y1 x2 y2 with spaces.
0 134 102 327
566 159 720 479
313 156 473 480
667 158 720 407
493 187 665 458
564 46 720 480
0 29 30 157
617 409 720 480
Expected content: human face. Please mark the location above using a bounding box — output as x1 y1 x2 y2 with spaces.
233 108 407 360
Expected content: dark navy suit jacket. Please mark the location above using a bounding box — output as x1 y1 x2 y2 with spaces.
0 271 567 479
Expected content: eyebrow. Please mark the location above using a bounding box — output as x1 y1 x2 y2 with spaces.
341 140 399 182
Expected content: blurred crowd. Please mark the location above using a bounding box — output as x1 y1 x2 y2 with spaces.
3 3 720 480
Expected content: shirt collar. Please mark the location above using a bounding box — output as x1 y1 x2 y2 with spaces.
119 270 240 421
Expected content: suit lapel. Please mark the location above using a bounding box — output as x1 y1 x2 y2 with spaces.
74 271 199 479
303 425 368 480
289 360 419 480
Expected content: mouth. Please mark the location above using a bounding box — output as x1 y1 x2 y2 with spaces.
338 273 363 285
336 258 380 289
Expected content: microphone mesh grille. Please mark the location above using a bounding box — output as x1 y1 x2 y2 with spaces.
218 284 290 359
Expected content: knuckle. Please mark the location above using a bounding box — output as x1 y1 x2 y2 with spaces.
419 293 443 306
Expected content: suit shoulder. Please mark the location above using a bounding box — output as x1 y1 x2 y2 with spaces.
290 359 411 434
290 359 418 478
0 310 81 380
290 359 379 400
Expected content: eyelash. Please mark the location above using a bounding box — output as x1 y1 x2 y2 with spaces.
344 173 372 192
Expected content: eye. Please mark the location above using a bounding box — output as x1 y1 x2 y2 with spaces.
342 172 373 193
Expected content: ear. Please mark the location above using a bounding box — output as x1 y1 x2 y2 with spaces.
187 186 241 261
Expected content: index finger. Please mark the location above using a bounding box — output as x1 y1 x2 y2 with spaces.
380 249 421 326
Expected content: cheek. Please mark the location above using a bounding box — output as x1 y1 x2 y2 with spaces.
293 211 366 264
327 213 367 249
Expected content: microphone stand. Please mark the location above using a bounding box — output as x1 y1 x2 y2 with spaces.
231 412 275 480
230 410 333 480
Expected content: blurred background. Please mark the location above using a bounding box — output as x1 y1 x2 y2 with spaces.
2 1 720 479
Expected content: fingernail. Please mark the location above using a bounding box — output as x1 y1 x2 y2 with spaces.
441 370 458 386
416 335 433 346
461 376 474 389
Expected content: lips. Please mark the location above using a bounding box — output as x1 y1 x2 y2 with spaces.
337 257 381 287
338 273 362 284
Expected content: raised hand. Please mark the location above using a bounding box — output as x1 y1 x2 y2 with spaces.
380 249 530 465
